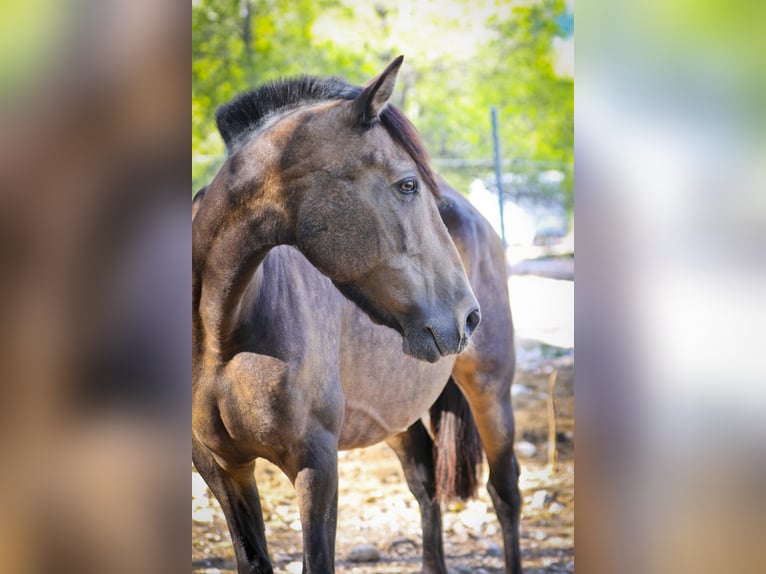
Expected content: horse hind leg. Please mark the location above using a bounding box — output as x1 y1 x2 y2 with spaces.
192 437 273 574
387 420 447 574
486 440 523 574
459 381 523 574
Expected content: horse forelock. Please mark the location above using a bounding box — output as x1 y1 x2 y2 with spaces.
216 76 439 199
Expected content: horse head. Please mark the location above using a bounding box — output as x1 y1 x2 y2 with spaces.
219 57 481 362
294 59 480 361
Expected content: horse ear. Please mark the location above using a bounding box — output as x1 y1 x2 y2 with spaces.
352 55 404 126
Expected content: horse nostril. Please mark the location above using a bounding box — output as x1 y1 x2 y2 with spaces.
465 307 481 337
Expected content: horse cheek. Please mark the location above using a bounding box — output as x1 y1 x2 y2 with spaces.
297 199 380 281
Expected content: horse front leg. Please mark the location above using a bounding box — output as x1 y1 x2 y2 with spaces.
387 421 447 574
192 436 273 574
285 430 339 574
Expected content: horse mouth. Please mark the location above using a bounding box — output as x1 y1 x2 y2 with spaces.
397 326 439 363
425 326 449 357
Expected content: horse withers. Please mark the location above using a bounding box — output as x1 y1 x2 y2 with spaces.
192 57 521 573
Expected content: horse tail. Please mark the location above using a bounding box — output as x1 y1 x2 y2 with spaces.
429 377 483 502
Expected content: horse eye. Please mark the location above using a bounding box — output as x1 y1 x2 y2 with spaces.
398 179 418 194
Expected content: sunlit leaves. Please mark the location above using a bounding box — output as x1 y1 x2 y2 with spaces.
192 0 573 200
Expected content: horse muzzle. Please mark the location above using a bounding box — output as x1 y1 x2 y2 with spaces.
402 303 481 363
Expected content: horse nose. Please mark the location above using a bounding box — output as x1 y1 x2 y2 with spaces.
464 306 481 339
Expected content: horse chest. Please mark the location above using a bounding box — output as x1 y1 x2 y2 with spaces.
337 345 455 450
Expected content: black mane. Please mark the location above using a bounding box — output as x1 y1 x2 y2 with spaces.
216 75 439 197
216 76 362 153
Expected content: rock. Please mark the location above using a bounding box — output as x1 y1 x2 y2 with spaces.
515 440 537 458
192 473 210 500
545 536 570 547
486 542 503 557
529 490 551 509
549 501 566 513
559 430 574 443
275 504 292 517
347 543 381 563
511 384 532 396
474 569 490 574
285 561 302 573
192 507 215 524
388 537 419 556
458 501 488 530
272 552 292 563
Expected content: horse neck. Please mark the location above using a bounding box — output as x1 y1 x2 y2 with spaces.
192 166 294 360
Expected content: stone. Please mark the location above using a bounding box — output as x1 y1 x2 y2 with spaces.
192 507 215 524
515 440 537 458
192 473 210 500
486 542 503 557
529 489 551 509
511 384 532 396
549 501 566 513
458 501 488 531
347 543 381 563
273 552 292 563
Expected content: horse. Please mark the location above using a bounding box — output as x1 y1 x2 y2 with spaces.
192 57 522 574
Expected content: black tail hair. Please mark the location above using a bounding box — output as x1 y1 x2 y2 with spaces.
429 377 483 502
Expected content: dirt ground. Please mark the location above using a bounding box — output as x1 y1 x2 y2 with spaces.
192 359 574 574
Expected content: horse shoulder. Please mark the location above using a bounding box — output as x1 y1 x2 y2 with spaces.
193 352 298 464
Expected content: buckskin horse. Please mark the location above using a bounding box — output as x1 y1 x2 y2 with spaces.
192 57 522 573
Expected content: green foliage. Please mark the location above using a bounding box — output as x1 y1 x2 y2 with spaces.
192 0 573 205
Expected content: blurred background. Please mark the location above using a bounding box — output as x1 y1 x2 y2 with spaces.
577 1 766 573
1 1 189 572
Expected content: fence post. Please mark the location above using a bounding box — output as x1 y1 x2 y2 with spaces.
547 369 559 474
491 106 507 249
